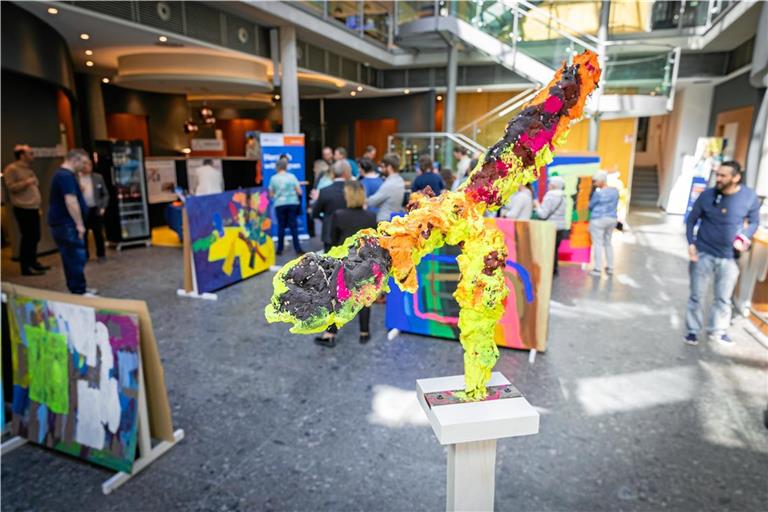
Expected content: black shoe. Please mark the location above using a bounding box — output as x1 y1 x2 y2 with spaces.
359 333 370 344
276 250 284 256
314 335 336 347
31 262 51 271
21 268 44 276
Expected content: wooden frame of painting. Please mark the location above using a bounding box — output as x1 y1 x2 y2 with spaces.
0 283 184 495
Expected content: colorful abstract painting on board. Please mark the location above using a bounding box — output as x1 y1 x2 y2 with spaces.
7 296 141 473
385 218 556 351
187 187 275 293
534 154 600 264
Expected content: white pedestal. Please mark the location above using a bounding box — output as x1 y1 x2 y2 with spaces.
417 372 540 512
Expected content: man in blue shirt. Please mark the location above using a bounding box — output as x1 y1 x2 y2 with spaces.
412 155 445 196
685 161 760 345
48 149 91 294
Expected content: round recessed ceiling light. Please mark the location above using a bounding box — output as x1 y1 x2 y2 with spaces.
404 89 410 94
85 49 93 56
85 60 94 67
436 95 443 101
80 33 90 40
356 85 363 92
102 77 110 84
158 35 168 43
47 7 58 14
476 88 483 93
350 91 357 96
274 94 281 101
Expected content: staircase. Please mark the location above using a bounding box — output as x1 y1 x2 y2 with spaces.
396 0 680 119
631 166 660 207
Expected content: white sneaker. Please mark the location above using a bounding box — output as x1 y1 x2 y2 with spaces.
709 333 734 345
84 288 99 297
589 269 602 277
605 267 614 275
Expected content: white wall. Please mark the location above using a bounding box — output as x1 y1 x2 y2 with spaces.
657 84 715 210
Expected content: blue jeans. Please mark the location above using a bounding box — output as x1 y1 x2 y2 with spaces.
275 204 302 254
686 252 739 335
50 224 87 294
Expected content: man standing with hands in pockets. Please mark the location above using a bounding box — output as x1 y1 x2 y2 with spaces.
48 149 92 295
685 161 760 346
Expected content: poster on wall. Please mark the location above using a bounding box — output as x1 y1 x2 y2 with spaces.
145 159 178 204
385 218 556 351
684 177 708 223
186 187 275 294
7 296 141 473
668 137 723 215
187 158 223 196
260 133 307 237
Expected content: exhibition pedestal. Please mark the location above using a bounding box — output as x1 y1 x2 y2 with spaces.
417 372 540 512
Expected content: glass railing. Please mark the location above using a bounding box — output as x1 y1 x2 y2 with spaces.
296 1 393 45
388 132 486 175
609 0 734 36
603 44 678 96
441 0 599 71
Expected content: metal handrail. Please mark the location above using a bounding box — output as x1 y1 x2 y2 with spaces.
389 132 487 156
456 88 536 135
513 0 601 50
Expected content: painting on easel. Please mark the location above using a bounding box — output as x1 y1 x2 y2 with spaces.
7 296 141 473
186 187 275 294
385 218 555 351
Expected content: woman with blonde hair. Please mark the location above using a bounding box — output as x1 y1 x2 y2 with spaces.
314 181 378 347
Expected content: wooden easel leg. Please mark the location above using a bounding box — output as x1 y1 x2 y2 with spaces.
446 439 497 512
1 436 28 455
102 347 184 495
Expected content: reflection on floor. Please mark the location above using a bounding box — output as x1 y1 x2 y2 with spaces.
1 209 767 511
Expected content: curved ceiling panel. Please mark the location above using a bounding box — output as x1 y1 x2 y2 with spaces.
114 53 272 94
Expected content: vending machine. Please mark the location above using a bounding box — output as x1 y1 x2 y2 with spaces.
94 140 151 250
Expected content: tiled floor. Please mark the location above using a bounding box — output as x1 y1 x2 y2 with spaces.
1 209 767 511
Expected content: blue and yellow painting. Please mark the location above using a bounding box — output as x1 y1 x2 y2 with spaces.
187 187 275 293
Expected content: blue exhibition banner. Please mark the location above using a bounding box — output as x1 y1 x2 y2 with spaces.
684 176 708 224
260 133 307 237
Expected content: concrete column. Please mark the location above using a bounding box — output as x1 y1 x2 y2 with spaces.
444 42 459 167
445 43 458 134
588 0 610 152
279 26 300 133
85 75 108 142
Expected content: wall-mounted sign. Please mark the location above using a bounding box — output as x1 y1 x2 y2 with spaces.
190 138 225 152
29 145 66 158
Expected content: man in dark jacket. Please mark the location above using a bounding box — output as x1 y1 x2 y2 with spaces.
312 160 349 251
79 158 110 261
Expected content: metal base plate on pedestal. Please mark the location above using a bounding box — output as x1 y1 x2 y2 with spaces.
424 383 522 408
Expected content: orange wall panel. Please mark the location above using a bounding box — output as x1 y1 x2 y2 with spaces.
354 118 397 159
106 113 150 156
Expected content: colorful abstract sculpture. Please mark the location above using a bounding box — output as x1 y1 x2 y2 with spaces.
266 51 601 399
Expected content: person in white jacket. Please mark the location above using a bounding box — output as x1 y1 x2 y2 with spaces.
193 159 224 196
501 184 534 220
535 176 568 275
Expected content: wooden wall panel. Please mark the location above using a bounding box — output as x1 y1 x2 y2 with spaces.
715 106 754 168
106 113 150 156
217 118 271 157
354 118 397 159
56 90 75 150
